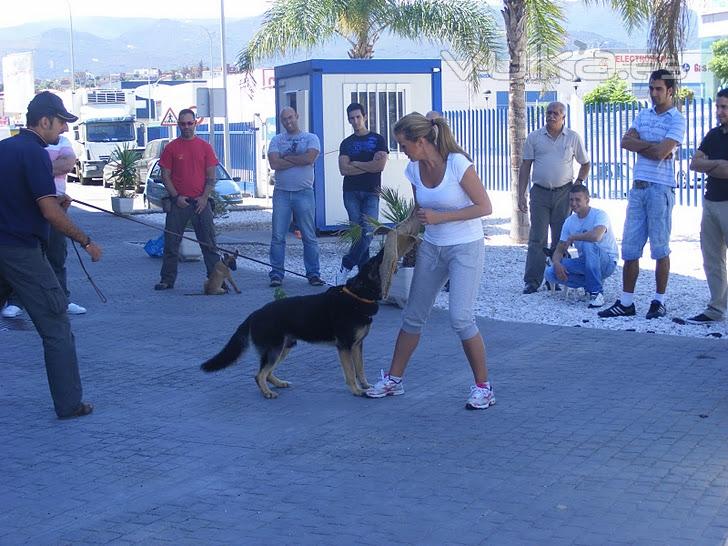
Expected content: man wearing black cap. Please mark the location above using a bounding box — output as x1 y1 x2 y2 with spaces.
0 91 102 419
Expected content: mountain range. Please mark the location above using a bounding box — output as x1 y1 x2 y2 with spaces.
0 5 699 83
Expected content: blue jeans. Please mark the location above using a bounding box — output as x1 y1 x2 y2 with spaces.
270 188 320 280
621 183 674 261
342 191 379 271
544 243 617 294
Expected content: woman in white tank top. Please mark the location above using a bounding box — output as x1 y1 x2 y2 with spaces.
366 112 496 410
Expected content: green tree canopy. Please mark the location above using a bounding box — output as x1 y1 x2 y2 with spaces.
582 74 638 106
675 86 694 103
708 38 728 88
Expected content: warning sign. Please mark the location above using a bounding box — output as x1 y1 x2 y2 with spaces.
160 108 178 126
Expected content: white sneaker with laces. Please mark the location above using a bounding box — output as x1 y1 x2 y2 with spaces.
67 303 87 315
335 266 352 286
588 292 605 308
1 305 23 318
466 384 496 410
365 369 404 398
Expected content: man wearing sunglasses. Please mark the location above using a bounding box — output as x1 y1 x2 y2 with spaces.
154 109 220 291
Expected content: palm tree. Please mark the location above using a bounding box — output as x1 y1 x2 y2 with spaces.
238 0 690 244
505 0 689 242
237 0 501 91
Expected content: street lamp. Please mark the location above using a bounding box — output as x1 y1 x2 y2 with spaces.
183 20 218 150
64 0 76 96
199 26 216 152
573 76 582 96
144 70 162 144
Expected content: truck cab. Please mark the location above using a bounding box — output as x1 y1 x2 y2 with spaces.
67 90 137 185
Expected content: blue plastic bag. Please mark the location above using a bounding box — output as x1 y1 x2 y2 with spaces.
144 234 165 257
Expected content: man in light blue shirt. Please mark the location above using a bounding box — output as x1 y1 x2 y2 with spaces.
267 107 323 287
545 185 618 308
599 69 685 320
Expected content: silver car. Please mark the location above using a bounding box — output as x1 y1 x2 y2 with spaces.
142 159 245 209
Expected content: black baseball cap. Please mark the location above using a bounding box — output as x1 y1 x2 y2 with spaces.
27 91 79 123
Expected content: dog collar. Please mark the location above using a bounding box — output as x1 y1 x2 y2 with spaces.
342 287 376 304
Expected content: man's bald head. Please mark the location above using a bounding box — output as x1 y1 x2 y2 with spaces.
279 107 300 134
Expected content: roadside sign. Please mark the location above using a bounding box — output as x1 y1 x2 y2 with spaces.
188 105 205 127
160 108 178 126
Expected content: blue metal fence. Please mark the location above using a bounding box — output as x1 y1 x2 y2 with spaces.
446 99 716 207
136 122 258 197
197 122 258 196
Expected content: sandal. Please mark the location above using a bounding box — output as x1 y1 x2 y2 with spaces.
154 282 173 291
59 402 94 420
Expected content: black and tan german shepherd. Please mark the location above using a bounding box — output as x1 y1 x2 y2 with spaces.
200 250 383 398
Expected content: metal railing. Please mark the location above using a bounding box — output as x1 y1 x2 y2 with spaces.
445 99 716 207
137 122 258 197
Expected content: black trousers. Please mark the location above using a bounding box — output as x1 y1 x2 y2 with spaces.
159 199 220 286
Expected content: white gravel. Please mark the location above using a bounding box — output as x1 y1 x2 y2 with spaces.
137 191 726 340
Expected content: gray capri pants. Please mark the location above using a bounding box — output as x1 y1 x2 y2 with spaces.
401 238 484 340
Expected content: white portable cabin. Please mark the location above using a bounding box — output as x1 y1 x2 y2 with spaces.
273 59 443 231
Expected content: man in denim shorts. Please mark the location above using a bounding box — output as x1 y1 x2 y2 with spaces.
599 69 685 319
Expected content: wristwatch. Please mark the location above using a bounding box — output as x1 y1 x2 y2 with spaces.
81 237 92 249
575 178 584 184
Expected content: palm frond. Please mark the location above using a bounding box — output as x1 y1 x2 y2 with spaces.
585 0 687 74
524 0 566 85
337 222 363 248
379 186 414 224
646 0 690 71
109 144 141 199
236 0 343 77
583 0 649 34
381 0 502 91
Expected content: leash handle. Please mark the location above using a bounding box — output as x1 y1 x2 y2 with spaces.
71 240 108 303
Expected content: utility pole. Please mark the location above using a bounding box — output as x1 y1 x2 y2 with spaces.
219 0 231 170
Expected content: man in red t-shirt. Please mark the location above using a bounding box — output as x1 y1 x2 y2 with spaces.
154 109 221 290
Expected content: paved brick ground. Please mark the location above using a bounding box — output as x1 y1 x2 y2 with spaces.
1 205 727 545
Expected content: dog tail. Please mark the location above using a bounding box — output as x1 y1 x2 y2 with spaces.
200 318 251 372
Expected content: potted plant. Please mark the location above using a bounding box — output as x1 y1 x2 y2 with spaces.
339 186 421 307
376 187 420 307
108 144 141 215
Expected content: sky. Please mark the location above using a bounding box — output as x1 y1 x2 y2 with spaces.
0 0 272 28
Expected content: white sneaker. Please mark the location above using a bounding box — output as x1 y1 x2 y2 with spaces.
67 303 87 315
466 384 496 410
365 370 404 398
588 292 605 308
1 305 23 318
335 266 352 286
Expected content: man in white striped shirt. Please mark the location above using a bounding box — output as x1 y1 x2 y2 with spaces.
599 69 685 320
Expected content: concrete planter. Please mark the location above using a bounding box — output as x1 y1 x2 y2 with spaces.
110 196 134 215
179 231 202 261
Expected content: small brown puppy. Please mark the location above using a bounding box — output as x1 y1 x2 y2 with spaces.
204 253 241 295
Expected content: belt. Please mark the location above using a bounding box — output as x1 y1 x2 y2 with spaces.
533 182 572 192
633 180 651 189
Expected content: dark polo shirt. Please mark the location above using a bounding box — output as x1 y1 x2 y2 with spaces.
0 129 56 247
699 125 728 202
